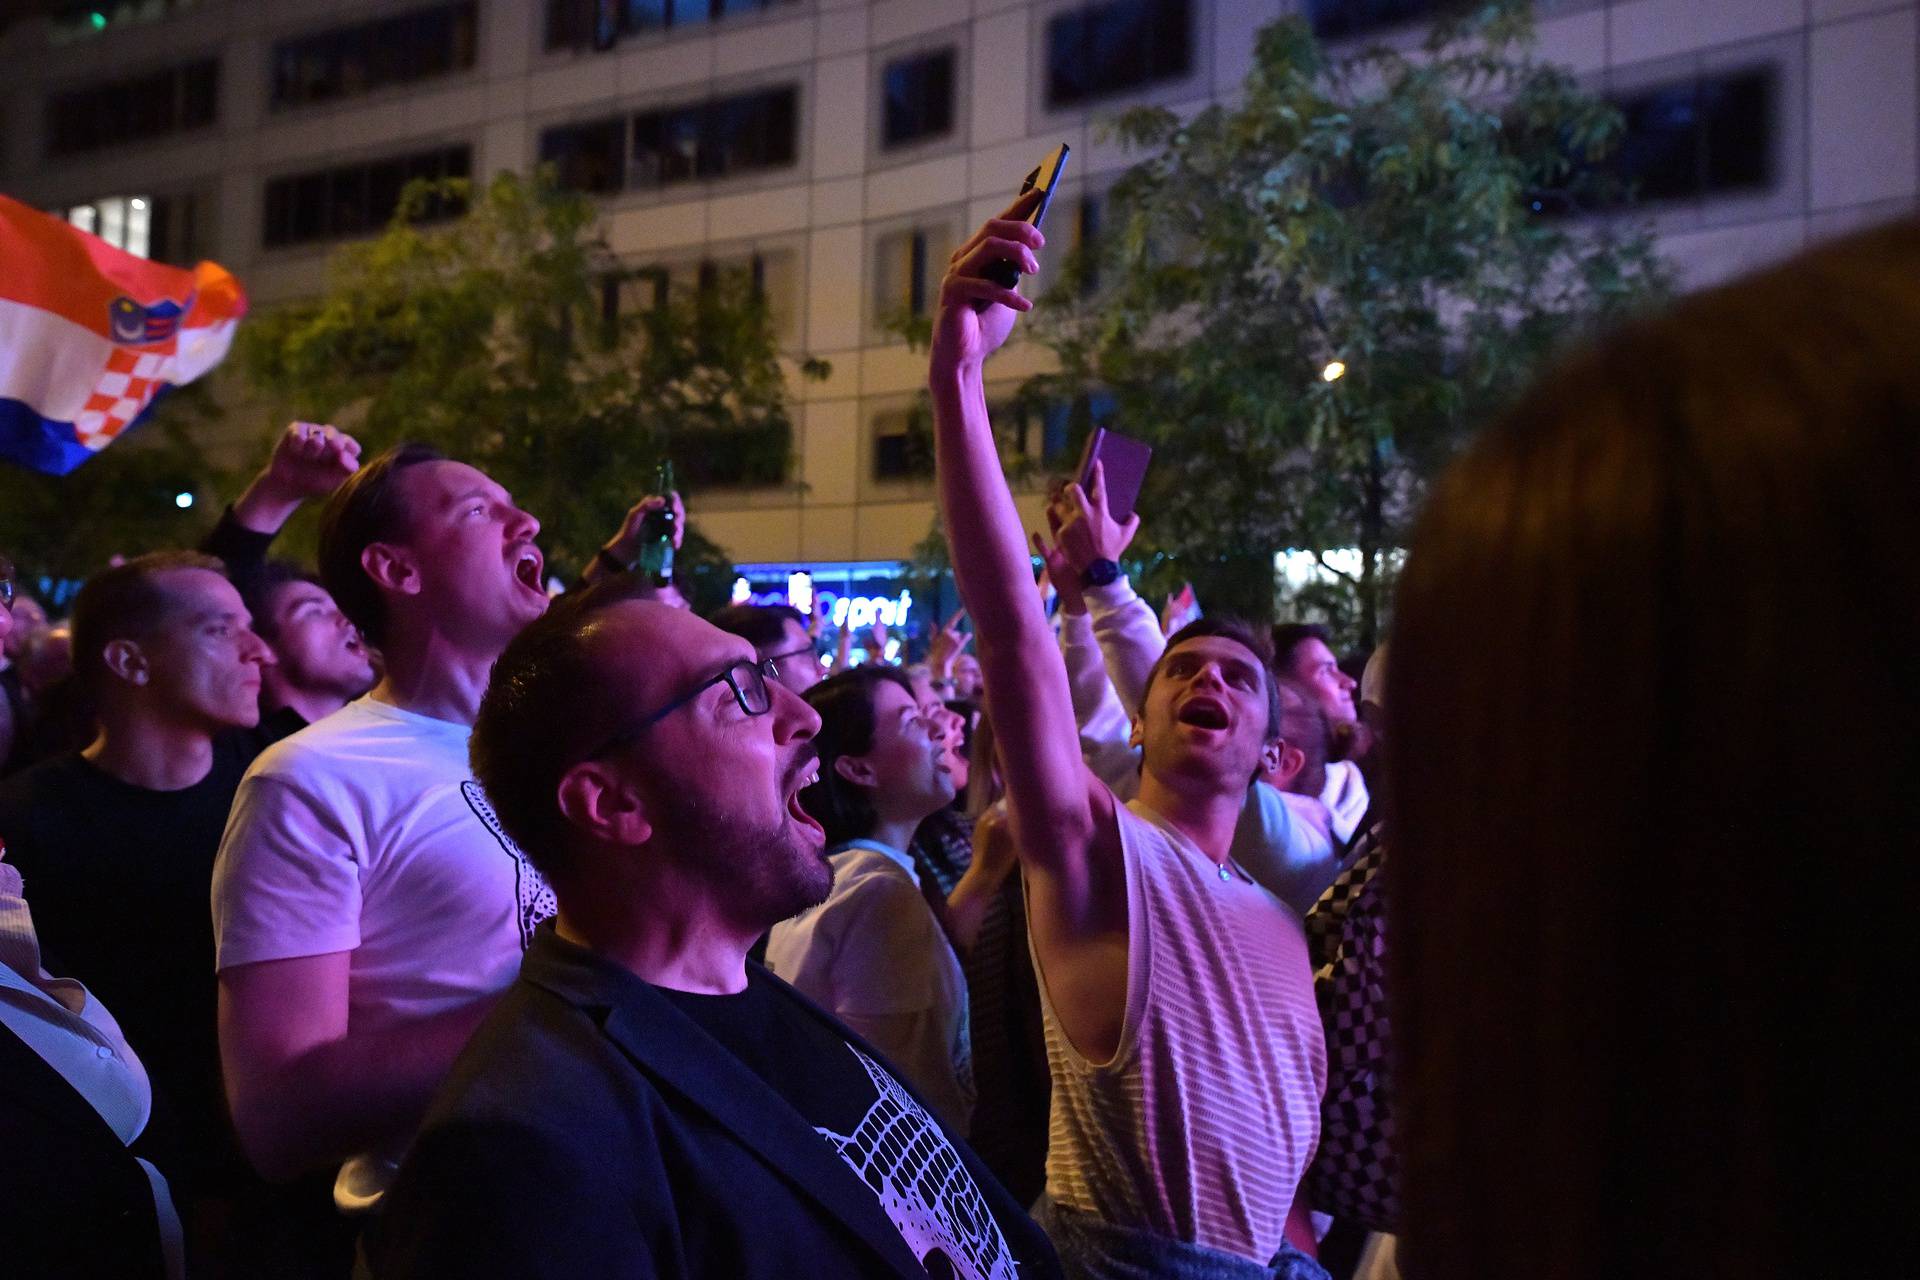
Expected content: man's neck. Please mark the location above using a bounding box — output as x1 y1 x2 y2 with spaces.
260 678 347 727
556 885 758 996
81 713 219 792
1134 767 1244 861
368 627 501 727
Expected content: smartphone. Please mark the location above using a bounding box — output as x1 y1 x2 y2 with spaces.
983 143 1071 292
1075 427 1153 525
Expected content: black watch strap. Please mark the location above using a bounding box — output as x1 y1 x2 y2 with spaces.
1079 558 1122 590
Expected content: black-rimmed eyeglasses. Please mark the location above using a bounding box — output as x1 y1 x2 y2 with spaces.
585 656 780 761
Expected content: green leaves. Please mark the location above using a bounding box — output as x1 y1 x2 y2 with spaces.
230 170 815 589
1028 2 1669 644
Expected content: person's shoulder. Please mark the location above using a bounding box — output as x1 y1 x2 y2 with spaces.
427 977 660 1139
0 751 92 817
243 699 405 779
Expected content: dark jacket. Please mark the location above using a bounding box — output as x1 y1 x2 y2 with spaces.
367 925 1061 1279
0 1023 168 1279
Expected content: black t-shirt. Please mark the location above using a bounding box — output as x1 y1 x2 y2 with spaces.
0 715 300 1185
659 970 1026 1280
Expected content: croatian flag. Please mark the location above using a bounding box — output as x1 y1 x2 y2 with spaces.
0 193 247 475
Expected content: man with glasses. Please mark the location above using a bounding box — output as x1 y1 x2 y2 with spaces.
213 444 662 1210
709 602 827 693
367 577 1058 1280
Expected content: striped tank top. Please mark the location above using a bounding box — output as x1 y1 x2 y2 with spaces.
1033 800 1327 1262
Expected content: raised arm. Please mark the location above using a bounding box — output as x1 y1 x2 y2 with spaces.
205 421 360 596
929 203 1106 899
1048 467 1162 718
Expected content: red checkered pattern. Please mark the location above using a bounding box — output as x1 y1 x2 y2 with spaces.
72 347 173 450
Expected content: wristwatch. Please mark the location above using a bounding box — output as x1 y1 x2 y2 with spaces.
1079 558 1122 590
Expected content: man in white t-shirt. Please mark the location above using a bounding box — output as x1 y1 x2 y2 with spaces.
212 443 645 1197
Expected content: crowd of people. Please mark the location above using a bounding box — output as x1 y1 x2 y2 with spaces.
1 200 1910 1280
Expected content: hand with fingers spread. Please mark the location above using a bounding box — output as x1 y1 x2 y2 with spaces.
927 609 972 680
928 191 1045 379
1051 459 1141 582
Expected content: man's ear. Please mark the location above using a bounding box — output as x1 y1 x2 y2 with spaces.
100 638 149 688
556 761 653 848
833 753 878 789
1259 737 1285 779
1274 742 1306 789
1128 716 1144 751
360 542 423 600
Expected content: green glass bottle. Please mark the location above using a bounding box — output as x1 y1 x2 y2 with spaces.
638 459 676 586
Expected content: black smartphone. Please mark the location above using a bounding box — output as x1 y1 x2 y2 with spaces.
1075 427 1153 525
983 143 1071 292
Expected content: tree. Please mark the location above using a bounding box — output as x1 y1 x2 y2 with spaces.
238 170 826 595
1033 0 1671 643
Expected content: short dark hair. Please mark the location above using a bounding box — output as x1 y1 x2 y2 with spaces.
70 550 227 692
1274 678 1329 797
707 603 806 651
798 665 918 846
469 574 658 881
242 559 325 645
1270 622 1333 677
317 442 445 650
1142 615 1282 741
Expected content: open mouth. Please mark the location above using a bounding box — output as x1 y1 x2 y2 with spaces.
1177 698 1231 731
511 544 545 594
785 756 825 845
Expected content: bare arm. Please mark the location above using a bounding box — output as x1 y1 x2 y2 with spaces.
219 953 493 1181
929 206 1102 893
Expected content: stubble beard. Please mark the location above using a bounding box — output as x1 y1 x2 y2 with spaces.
653 785 835 930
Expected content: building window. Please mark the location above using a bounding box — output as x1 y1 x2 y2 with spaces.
1525 66 1778 218
872 406 934 481
539 117 628 194
1045 0 1190 109
873 225 956 332
262 146 470 249
633 86 798 188
50 0 200 44
47 58 220 157
1612 68 1775 203
603 249 798 339
542 88 800 196
270 2 478 111
881 48 955 150
1304 0 1440 41
544 0 798 51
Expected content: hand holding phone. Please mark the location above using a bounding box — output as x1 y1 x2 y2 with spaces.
1073 427 1152 526
976 144 1071 306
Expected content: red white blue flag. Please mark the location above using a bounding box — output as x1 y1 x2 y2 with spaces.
0 193 247 475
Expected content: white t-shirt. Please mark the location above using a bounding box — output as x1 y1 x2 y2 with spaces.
211 696 555 1034
764 839 974 1133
